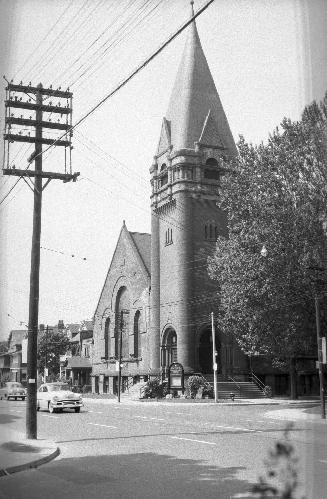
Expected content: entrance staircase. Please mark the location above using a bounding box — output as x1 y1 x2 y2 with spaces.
203 374 266 400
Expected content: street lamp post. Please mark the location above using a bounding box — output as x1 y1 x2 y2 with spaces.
117 312 123 403
211 312 218 403
314 294 326 419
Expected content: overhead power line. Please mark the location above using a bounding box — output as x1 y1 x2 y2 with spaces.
0 1 214 207
15 0 75 81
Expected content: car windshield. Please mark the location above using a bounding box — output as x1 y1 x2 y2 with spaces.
10 383 22 388
48 384 70 392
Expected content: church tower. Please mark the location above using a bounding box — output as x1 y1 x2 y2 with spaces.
149 2 238 376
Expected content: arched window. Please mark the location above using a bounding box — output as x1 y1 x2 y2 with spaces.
104 317 110 359
160 172 168 187
161 329 177 369
165 227 173 245
133 311 141 358
204 157 220 180
205 223 218 241
115 287 130 358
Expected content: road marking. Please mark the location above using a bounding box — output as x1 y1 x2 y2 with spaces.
41 414 59 419
214 425 255 432
318 460 327 464
171 436 216 445
88 410 103 414
88 422 117 429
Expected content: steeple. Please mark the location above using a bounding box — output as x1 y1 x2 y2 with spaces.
158 1 236 156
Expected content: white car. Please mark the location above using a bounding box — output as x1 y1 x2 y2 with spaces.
37 382 83 413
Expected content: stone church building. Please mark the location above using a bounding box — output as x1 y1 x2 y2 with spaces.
91 9 251 396
91 7 318 397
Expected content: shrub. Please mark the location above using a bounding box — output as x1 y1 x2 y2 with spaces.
187 375 212 399
263 385 273 398
143 378 167 398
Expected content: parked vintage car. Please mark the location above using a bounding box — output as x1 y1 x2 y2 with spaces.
37 382 83 413
0 382 26 400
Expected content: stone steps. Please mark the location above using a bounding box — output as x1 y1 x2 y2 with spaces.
203 376 266 399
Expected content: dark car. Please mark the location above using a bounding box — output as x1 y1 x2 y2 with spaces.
0 382 26 400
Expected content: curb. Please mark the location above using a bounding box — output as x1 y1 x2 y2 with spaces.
0 446 60 477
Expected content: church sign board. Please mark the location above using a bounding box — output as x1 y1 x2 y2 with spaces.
168 362 184 393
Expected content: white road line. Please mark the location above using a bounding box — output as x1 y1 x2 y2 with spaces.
171 436 216 445
318 460 327 464
41 415 59 419
88 410 103 414
214 425 255 432
88 423 117 429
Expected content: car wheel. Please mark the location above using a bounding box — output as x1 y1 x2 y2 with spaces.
48 402 55 413
22 397 26 401
14 397 17 401
37 401 40 411
74 407 80 413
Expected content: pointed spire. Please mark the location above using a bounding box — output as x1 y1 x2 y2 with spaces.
160 1 237 156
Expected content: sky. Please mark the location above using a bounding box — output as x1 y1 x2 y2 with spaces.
0 0 326 341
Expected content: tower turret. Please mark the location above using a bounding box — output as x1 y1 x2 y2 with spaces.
149 2 237 375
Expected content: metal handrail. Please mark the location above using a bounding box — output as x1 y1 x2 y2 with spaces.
227 375 241 393
250 372 266 391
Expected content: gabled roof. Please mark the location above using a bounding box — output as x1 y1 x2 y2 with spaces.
160 5 237 155
80 320 94 331
65 323 80 336
94 222 151 317
129 231 151 274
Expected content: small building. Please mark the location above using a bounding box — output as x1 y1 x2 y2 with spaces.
7 330 27 383
63 321 94 389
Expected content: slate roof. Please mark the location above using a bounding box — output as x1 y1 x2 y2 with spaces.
129 231 151 273
81 320 94 331
66 323 80 337
161 7 237 155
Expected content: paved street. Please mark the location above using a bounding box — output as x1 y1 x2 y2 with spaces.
0 399 326 498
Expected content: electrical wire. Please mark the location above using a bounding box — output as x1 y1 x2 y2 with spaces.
53 0 138 86
0 1 213 207
13 0 75 81
23 0 90 82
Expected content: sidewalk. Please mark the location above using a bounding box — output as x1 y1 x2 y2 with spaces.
83 395 321 407
0 428 59 477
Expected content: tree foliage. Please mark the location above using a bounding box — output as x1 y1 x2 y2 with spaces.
37 328 70 376
208 93 327 370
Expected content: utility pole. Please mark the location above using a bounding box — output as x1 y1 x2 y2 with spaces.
211 312 218 403
3 80 79 439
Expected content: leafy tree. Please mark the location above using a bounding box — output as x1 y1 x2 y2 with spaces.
37 328 70 378
208 94 327 398
0 341 8 354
